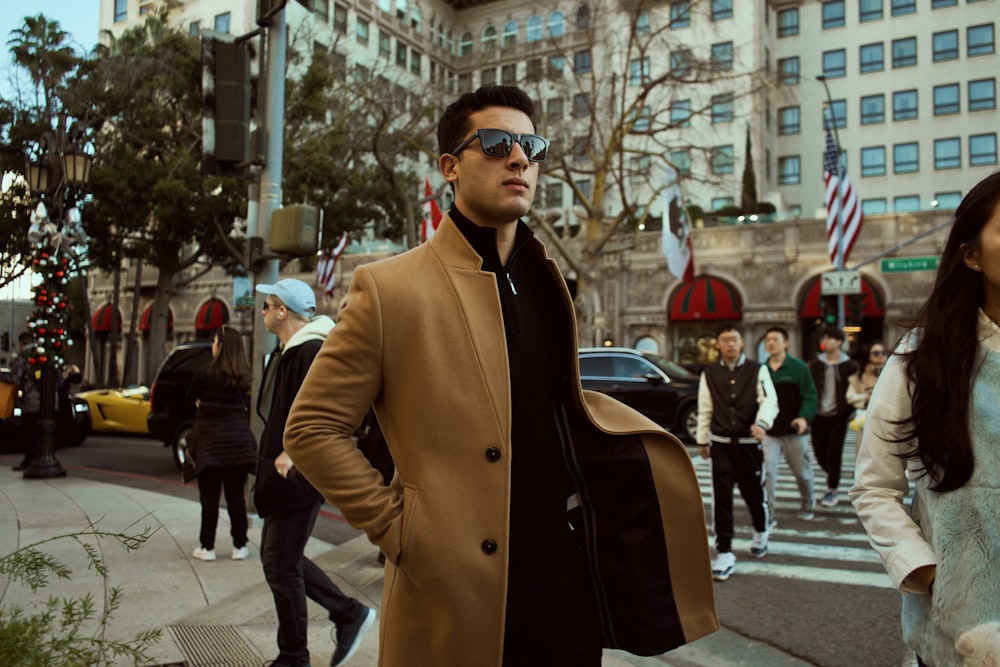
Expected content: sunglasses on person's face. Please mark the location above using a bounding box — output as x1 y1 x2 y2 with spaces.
871 349 888 357
451 128 550 163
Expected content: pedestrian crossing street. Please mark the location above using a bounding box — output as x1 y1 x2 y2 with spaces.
691 431 898 589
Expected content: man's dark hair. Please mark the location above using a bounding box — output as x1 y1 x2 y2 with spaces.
820 326 845 342
714 322 742 338
765 326 789 340
437 86 538 157
18 331 33 345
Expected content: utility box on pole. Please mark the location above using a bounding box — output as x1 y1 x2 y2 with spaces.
201 32 251 178
270 205 320 255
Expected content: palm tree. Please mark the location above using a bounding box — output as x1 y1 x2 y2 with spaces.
6 14 77 119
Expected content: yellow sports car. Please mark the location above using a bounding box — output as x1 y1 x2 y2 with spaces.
76 386 151 435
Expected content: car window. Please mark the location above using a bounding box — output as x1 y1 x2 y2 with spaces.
579 356 612 377
642 352 697 379
613 356 655 379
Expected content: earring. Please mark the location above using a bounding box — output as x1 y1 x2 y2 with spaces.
973 264 982 271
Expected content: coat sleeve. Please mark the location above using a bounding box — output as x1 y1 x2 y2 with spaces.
848 347 935 593
754 365 778 430
695 372 712 445
284 266 404 557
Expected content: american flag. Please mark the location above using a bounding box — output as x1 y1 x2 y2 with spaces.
420 177 443 243
316 233 349 298
823 125 863 266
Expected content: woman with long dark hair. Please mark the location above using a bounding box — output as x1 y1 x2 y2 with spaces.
187 326 257 562
851 171 1000 666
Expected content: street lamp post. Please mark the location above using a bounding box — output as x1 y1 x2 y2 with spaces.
21 111 93 479
816 74 846 331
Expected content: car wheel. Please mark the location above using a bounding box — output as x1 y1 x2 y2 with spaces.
172 424 193 470
680 404 698 443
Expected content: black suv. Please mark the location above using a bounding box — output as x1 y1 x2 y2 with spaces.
147 341 213 468
578 347 699 442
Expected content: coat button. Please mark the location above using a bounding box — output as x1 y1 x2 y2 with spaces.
481 539 498 555
485 447 501 462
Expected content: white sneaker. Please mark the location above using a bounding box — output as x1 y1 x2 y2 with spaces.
712 551 736 581
797 509 815 520
750 530 769 558
231 546 250 560
820 490 839 507
192 547 216 561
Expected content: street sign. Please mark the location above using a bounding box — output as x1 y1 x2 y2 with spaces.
880 256 939 273
821 270 862 295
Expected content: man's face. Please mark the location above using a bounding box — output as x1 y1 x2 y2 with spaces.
821 335 842 353
715 330 744 363
261 297 282 335
440 106 539 229
764 332 788 357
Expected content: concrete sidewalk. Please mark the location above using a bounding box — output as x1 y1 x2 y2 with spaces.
0 466 815 666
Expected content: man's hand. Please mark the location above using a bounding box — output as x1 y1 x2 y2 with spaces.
698 444 711 460
275 451 296 478
750 424 766 441
791 417 808 435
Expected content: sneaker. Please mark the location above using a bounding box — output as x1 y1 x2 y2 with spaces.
750 530 769 558
712 551 736 582
192 547 216 561
231 546 250 560
820 490 839 507
797 509 815 520
331 606 376 666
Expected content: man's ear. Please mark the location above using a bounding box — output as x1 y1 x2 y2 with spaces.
440 153 460 185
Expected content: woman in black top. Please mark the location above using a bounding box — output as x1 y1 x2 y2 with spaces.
187 326 257 561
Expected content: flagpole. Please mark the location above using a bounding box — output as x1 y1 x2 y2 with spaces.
817 75 846 331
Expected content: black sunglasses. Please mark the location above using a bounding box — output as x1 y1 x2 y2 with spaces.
451 128 550 163
870 349 888 356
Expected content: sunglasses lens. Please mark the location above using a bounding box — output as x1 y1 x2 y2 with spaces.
480 130 514 157
520 136 547 162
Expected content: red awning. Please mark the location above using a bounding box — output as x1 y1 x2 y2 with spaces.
91 304 122 333
140 304 174 332
669 275 743 321
195 298 229 331
799 276 885 318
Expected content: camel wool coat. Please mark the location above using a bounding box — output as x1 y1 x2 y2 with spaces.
284 215 718 666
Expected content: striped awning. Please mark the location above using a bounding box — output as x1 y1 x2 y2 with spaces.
194 298 229 331
140 304 174 332
669 276 743 321
91 304 122 333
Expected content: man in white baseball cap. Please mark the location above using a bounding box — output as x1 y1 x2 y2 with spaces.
254 278 317 318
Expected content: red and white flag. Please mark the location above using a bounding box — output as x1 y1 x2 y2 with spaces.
420 177 443 243
823 125 863 266
316 233 349 298
661 165 695 282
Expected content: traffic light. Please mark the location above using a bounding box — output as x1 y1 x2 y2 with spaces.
201 33 251 178
822 295 838 325
845 293 864 324
1 332 9 352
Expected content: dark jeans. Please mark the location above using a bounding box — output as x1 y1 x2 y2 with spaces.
261 502 361 666
196 466 249 550
812 413 851 491
711 442 769 553
17 412 39 466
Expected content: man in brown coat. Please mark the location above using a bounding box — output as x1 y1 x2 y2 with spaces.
284 86 717 666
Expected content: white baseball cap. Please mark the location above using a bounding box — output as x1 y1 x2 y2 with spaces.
255 279 317 317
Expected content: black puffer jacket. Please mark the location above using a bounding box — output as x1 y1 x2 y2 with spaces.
253 316 334 517
186 365 256 476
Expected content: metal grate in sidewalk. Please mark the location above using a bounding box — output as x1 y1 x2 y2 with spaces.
167 624 263 666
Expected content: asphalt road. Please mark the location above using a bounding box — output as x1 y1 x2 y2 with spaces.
30 431 911 667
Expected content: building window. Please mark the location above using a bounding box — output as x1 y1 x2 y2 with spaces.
526 16 543 42
548 55 565 78
411 49 422 75
635 10 650 35
892 37 917 68
711 145 735 174
859 0 882 22
547 10 565 37
670 1 691 28
189 20 201 36
501 63 516 84
893 89 918 120
672 150 691 175
778 106 800 135
482 26 497 51
573 179 592 206
825 99 846 128
356 18 369 44
711 197 735 211
671 49 691 77
934 137 961 169
862 199 887 215
932 0 957 7
628 107 652 133
894 195 920 212
630 57 650 85
859 42 884 73
778 156 801 184
968 24 995 57
542 181 563 208
576 5 592 30
501 20 517 48
711 42 734 71
861 94 885 124
547 98 563 120
670 99 691 127
572 137 587 163
777 8 798 37
457 72 472 92
114 0 127 22
933 84 960 115
214 12 231 33
396 42 408 68
333 3 347 33
861 146 887 176
711 94 734 123
573 93 590 118
778 57 799 85
932 30 959 62
574 50 592 74
823 49 846 78
893 142 919 173
969 78 997 111
933 191 962 209
459 32 473 56
822 1 845 29
970 133 998 166
481 67 496 86
379 30 391 56
711 0 733 21
890 0 915 15
526 59 542 82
